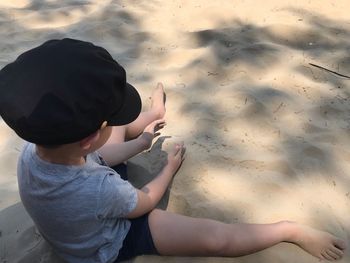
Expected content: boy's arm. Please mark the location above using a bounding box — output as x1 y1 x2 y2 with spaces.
126 143 185 219
98 119 165 166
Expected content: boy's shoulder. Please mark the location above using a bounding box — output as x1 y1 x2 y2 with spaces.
18 143 110 185
18 143 134 205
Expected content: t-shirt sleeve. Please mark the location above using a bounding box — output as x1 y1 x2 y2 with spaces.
97 171 137 219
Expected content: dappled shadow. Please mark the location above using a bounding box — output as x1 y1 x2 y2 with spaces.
188 8 350 80
165 8 350 261
193 25 281 67
1 2 350 263
24 0 92 11
182 7 350 178
0 0 150 70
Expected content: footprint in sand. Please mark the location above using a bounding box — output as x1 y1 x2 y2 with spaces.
303 145 326 161
302 123 327 134
299 145 331 173
239 100 270 121
267 160 297 177
252 181 287 196
235 159 296 177
312 134 338 145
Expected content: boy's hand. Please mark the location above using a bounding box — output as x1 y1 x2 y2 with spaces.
139 119 166 150
126 141 185 219
167 142 186 173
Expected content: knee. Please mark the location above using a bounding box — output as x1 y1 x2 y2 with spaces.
202 224 229 256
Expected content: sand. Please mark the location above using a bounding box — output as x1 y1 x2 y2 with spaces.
1 0 350 262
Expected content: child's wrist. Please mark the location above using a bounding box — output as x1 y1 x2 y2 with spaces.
139 132 153 150
164 162 177 175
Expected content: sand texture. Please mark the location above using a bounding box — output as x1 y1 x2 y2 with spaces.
1 0 350 262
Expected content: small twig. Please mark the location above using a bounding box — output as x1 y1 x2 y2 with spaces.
207 71 218 76
309 63 350 79
26 239 43 253
273 102 284 113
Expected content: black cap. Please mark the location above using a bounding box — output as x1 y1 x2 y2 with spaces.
0 38 142 145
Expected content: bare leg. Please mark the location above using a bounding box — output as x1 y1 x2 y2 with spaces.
125 83 166 140
106 125 127 144
149 209 346 260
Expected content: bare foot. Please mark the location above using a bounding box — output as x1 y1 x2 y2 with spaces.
288 222 347 261
150 82 166 119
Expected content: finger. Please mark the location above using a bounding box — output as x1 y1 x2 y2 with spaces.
181 147 186 161
148 119 164 128
173 142 184 153
157 122 166 128
180 145 186 156
175 143 185 157
155 123 166 131
154 118 166 125
172 143 182 155
175 143 183 150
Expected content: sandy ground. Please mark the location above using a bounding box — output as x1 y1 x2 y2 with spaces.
1 0 350 262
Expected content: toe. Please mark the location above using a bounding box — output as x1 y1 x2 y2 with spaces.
321 252 334 261
334 239 347 250
330 246 344 258
321 251 334 261
326 249 340 260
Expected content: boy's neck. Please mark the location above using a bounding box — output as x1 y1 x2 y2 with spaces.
36 145 86 166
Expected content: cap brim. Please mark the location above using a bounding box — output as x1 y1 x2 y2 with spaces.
108 83 142 126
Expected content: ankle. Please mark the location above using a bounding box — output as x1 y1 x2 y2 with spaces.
278 220 300 243
148 109 161 120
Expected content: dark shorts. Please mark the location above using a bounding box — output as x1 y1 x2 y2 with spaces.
112 163 129 181
112 164 159 262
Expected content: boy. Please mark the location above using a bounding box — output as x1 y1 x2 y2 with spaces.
0 38 346 262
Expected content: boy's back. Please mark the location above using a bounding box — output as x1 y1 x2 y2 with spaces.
18 143 137 262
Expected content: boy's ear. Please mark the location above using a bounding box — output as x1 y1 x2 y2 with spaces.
80 131 100 150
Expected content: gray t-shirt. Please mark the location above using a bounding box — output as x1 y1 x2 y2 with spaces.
17 143 138 263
